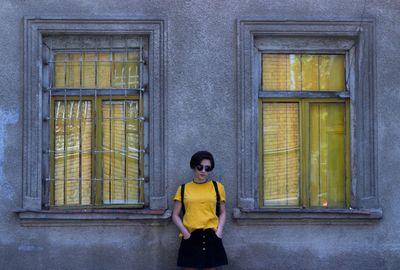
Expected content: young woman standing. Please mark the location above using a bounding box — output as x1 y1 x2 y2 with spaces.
172 151 228 270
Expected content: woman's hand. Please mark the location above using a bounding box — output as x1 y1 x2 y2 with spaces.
172 201 191 239
215 202 226 239
183 232 191 240
215 229 223 239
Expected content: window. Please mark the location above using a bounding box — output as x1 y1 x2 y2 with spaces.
260 53 350 209
45 37 146 208
235 20 381 223
20 19 168 225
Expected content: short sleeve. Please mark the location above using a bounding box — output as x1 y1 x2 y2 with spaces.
217 182 226 202
174 185 182 201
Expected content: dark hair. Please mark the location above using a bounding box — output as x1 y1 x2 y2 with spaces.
190 151 215 171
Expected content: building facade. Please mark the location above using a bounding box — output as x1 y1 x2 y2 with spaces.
0 0 399 269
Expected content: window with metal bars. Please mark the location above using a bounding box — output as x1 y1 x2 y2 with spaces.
259 53 350 209
43 36 147 208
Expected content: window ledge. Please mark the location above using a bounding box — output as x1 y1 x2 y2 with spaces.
232 208 382 225
15 209 172 227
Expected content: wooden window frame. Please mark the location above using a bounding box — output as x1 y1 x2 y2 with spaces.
258 98 351 209
18 18 169 226
234 19 382 224
49 96 144 209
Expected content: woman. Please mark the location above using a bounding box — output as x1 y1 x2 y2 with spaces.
172 151 228 270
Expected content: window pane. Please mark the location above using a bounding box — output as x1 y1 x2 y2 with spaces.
319 55 345 91
262 54 345 91
262 102 300 207
309 103 346 208
301 55 319 91
53 100 92 206
262 54 288 90
54 53 66 88
102 100 141 204
82 53 96 88
54 51 140 89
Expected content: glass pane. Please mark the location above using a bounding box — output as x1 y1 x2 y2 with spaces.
127 52 140 88
54 53 66 88
53 100 92 206
53 51 140 89
262 103 300 207
301 55 319 91
262 54 288 90
262 54 345 92
66 53 81 88
112 53 126 88
309 103 346 208
102 100 140 204
98 52 111 88
82 53 96 88
319 55 345 91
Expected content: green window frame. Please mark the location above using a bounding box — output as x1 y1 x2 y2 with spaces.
259 98 351 209
259 53 351 209
49 96 145 208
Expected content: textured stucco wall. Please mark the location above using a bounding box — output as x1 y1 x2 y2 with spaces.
1 0 400 269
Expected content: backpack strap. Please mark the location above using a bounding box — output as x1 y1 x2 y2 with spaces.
212 180 221 217
181 184 186 216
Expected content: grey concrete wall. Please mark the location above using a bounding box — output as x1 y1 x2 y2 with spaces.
1 0 400 269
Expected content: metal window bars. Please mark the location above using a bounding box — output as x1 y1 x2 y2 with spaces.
43 35 147 208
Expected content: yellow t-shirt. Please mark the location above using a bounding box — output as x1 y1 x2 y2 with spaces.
174 180 226 234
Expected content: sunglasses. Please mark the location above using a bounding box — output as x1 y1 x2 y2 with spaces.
195 164 212 172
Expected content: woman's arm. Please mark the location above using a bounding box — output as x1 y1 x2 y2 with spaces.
172 200 191 239
215 202 226 238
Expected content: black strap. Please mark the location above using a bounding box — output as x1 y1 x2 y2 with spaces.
181 181 221 217
212 181 221 217
181 184 186 216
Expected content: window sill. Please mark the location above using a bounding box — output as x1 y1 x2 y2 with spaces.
15 208 172 227
232 207 382 225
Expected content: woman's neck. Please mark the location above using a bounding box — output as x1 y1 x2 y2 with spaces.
193 178 208 184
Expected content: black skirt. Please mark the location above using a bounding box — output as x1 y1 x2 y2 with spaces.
177 229 228 268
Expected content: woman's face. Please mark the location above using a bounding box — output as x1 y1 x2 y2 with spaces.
193 159 212 181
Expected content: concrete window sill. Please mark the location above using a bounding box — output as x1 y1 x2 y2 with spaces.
15 209 172 227
232 208 383 225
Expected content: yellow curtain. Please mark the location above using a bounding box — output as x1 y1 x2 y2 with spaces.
309 103 346 208
53 50 142 206
102 101 140 204
54 52 140 89
262 54 345 91
262 102 299 206
54 100 92 206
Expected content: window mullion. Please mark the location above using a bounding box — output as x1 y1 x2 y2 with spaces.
345 100 351 208
258 99 264 208
300 99 309 208
95 95 102 206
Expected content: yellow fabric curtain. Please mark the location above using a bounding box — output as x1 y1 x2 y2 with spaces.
54 52 139 89
261 53 348 208
262 54 345 91
262 102 299 206
309 103 346 208
52 51 141 206
102 101 140 204
54 100 92 206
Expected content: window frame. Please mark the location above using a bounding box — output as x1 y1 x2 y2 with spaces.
234 19 382 224
258 98 351 209
45 41 147 209
19 18 169 226
49 95 144 209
